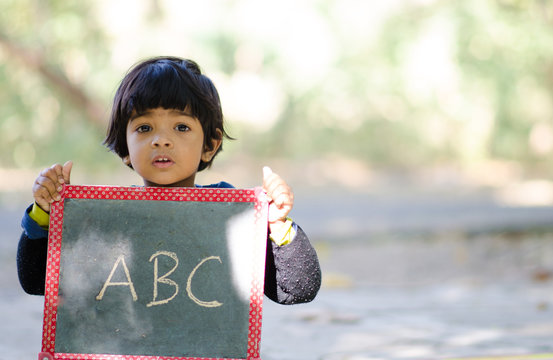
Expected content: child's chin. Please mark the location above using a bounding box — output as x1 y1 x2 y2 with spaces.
144 179 170 187
147 179 188 187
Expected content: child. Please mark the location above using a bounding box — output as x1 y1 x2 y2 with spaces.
17 56 321 305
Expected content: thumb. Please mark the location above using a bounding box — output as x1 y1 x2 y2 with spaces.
263 166 273 180
62 161 73 184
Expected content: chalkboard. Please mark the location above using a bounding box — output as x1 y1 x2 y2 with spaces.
40 185 268 360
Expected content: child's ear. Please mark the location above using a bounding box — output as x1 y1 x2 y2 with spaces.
201 129 223 162
122 155 132 168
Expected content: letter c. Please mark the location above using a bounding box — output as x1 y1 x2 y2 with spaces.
186 256 223 308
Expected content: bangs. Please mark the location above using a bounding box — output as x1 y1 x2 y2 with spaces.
123 61 199 117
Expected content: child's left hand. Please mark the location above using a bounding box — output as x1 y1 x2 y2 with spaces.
263 166 294 226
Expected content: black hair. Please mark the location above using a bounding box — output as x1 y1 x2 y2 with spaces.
104 56 232 171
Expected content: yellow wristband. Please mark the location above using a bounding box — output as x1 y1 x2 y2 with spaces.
269 217 296 246
29 202 50 229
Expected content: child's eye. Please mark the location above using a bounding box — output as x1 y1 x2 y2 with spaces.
136 124 151 133
176 124 190 132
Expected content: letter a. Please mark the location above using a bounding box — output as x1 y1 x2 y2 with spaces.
96 255 138 301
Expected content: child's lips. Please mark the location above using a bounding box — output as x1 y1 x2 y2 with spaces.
152 155 174 168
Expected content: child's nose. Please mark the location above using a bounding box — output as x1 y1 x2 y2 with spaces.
151 133 173 148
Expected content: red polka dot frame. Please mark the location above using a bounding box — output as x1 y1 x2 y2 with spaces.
40 185 268 360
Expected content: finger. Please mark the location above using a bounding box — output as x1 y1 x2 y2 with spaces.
272 189 294 208
33 180 56 212
268 202 292 222
48 163 66 187
50 162 65 185
265 180 292 203
62 161 73 184
263 166 273 180
267 186 294 222
41 166 64 192
262 168 276 190
32 184 52 213
34 174 61 202
263 171 284 195
34 166 64 203
267 183 291 204
262 171 293 204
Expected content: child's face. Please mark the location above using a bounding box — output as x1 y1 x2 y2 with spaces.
124 107 217 187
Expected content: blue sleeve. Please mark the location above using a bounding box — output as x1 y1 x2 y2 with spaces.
196 181 235 189
21 204 49 239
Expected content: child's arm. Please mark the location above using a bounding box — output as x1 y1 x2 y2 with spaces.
17 227 48 295
262 167 322 304
17 161 72 295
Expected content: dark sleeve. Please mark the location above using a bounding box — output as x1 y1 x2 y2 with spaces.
264 225 322 305
17 231 48 295
17 204 48 295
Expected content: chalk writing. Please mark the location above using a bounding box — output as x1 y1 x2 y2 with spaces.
96 255 138 301
95 252 224 308
147 251 179 307
186 256 224 308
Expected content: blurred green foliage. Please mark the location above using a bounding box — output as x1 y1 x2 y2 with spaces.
0 0 116 172
1 0 553 177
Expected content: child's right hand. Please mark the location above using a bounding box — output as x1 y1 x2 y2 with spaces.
32 161 73 213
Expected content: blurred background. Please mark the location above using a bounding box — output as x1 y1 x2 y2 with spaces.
2 0 553 359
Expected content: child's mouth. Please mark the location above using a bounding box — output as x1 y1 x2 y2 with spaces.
153 156 174 168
